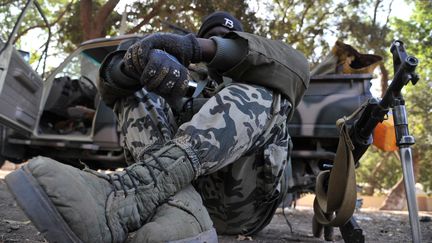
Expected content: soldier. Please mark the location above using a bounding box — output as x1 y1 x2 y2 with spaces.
5 11 310 243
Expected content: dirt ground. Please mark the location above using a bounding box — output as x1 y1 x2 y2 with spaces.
0 177 432 242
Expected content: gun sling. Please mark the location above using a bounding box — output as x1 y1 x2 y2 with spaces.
313 102 367 226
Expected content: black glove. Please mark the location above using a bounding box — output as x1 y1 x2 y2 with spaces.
123 33 201 77
140 49 190 100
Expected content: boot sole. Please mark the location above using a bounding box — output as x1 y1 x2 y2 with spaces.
5 166 83 243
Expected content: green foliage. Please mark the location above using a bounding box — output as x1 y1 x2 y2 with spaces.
391 1 432 192
356 1 432 193
310 0 394 193
0 0 53 75
1 0 49 46
122 0 257 35
357 147 402 194
56 2 85 53
1 0 342 62
337 0 393 56
57 1 121 53
256 0 346 64
0 0 22 41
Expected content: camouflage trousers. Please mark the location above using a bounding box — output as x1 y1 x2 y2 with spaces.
114 83 293 235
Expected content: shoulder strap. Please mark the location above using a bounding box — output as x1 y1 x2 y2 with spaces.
313 102 367 226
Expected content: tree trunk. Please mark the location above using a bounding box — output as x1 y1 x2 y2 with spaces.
380 175 406 210
380 150 420 210
80 0 119 41
365 152 390 195
80 0 93 41
380 62 389 98
92 0 119 39
126 0 166 34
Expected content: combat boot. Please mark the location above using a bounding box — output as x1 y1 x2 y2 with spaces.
5 143 198 243
128 185 217 243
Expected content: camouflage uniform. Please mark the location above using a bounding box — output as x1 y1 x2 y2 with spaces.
98 31 309 236
114 82 292 235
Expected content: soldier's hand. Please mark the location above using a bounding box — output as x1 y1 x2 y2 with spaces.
140 49 190 99
123 33 201 77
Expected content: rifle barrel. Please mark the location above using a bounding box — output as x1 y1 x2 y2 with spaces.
350 40 418 162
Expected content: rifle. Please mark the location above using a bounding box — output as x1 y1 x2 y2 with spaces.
314 40 421 243
350 40 420 242
350 40 419 162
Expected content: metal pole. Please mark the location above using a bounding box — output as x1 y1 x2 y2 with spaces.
399 147 421 243
393 103 421 243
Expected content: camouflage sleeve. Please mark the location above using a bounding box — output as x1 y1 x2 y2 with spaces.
208 32 310 111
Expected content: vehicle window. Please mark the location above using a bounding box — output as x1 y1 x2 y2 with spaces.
55 52 100 85
40 51 99 136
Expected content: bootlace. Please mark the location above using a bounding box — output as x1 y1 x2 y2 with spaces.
109 149 170 197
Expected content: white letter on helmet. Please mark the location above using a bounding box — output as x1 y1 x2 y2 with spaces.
223 18 234 29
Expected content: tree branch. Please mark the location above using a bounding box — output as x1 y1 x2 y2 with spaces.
13 1 73 43
380 62 389 97
0 0 15 7
381 0 394 38
384 0 394 26
126 0 166 34
279 5 290 39
14 24 46 44
372 0 382 27
51 1 74 26
288 0 297 9
298 1 314 33
367 152 390 193
275 0 283 10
